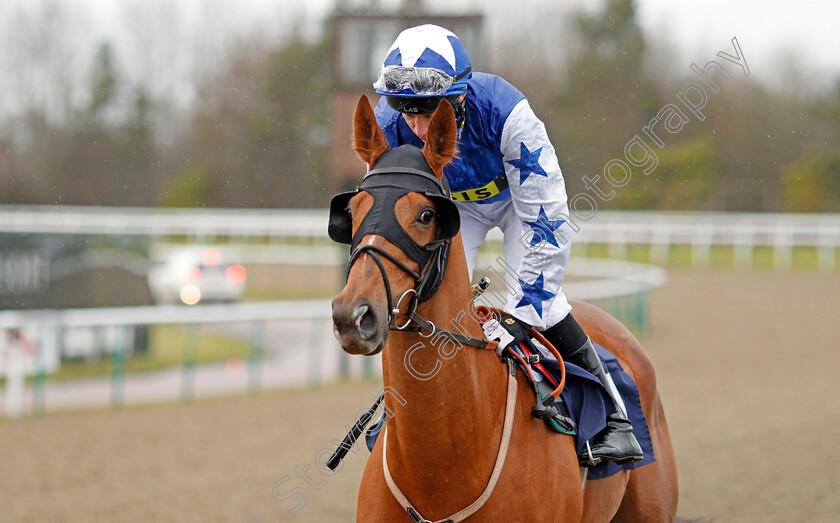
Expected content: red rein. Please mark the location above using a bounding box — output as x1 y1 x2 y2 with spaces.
475 306 567 401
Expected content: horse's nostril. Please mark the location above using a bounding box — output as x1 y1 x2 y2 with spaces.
354 304 378 339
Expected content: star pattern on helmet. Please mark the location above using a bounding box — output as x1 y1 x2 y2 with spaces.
386 25 458 73
515 272 556 318
506 142 547 185
524 206 566 248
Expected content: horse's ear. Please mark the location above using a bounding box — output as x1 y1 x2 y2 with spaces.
353 94 389 168
422 100 458 179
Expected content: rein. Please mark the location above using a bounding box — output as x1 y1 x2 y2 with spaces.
330 148 574 520
476 306 567 406
348 243 420 328
331 249 577 520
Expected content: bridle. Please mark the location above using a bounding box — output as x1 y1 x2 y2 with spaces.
346 243 426 330
330 170 493 353
329 145 462 333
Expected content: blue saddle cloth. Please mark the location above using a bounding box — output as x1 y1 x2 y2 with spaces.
536 342 656 479
366 343 655 480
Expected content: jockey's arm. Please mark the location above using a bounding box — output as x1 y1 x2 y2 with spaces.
499 100 574 330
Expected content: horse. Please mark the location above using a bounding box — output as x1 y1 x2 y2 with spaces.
330 94 678 522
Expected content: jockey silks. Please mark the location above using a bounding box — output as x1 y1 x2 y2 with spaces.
375 73 573 329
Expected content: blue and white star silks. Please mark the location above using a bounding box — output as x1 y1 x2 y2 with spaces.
506 142 547 185
376 75 574 329
515 272 556 319
500 99 572 327
524 206 566 248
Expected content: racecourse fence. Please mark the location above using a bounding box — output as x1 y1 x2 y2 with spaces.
2 205 838 272
0 301 355 418
1 205 836 417
0 257 664 418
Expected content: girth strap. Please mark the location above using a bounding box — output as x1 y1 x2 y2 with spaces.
381 369 518 522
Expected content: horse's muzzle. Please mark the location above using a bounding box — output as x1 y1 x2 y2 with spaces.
331 297 387 355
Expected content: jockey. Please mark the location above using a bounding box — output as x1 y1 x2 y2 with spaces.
372 24 643 465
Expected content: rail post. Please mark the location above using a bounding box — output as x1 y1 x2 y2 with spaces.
181 325 199 402
32 325 50 415
248 321 264 394
110 325 129 408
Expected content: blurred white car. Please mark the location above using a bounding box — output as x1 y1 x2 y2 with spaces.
147 246 247 305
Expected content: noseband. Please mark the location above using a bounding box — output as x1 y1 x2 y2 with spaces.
346 242 429 330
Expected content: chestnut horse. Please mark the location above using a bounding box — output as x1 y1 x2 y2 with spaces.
331 95 678 522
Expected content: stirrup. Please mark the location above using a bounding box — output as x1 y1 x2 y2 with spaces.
580 441 600 467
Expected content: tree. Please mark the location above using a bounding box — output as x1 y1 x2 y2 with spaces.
170 31 330 208
89 43 117 116
781 151 840 211
161 164 212 208
547 0 661 203
117 87 160 206
622 135 718 209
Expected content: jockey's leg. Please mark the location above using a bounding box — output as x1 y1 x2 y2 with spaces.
453 201 494 280
543 313 644 465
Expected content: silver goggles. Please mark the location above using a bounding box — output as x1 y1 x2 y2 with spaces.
374 65 470 96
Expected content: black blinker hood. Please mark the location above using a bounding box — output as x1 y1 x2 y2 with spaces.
328 145 460 251
327 145 461 303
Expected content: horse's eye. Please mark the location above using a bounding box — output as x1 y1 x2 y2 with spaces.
418 209 435 224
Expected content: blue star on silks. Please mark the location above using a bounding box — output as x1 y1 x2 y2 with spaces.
506 142 547 185
524 206 566 248
515 272 556 318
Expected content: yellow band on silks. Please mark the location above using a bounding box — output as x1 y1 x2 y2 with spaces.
450 173 509 202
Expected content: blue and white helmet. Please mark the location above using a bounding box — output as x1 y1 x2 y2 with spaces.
374 24 472 113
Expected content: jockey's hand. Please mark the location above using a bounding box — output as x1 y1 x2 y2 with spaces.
499 315 532 346
483 315 532 352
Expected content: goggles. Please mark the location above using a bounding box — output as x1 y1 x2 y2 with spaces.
385 94 462 115
374 65 471 96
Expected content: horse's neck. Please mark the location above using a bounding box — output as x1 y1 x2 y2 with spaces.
381 238 509 468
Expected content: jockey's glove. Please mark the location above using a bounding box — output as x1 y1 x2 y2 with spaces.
499 315 532 345
483 314 532 352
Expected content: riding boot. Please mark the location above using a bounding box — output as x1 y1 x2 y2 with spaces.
543 314 644 466
564 338 644 465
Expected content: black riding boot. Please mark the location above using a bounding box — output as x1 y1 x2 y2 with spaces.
543 314 644 466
